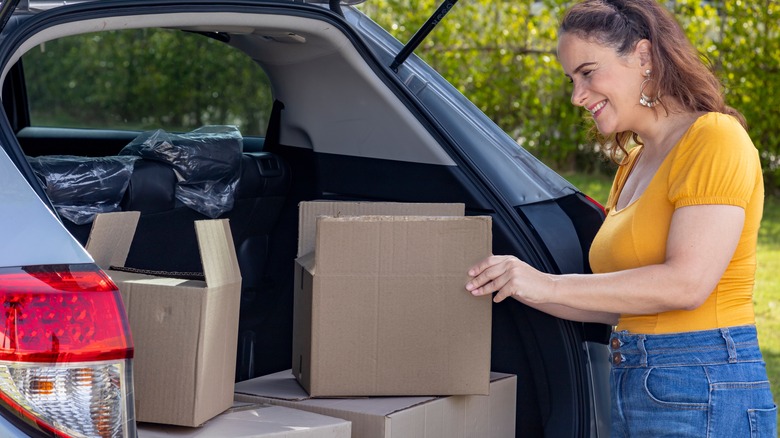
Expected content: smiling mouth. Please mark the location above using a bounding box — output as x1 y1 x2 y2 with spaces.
589 100 607 115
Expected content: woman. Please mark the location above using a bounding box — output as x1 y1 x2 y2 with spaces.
465 0 777 436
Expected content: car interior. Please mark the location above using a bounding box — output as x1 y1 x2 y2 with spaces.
3 8 494 375
0 8 610 436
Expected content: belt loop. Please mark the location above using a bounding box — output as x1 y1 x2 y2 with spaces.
720 328 737 363
637 334 648 367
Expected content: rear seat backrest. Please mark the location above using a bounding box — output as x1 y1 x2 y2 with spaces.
121 152 290 275
48 150 290 291
48 149 291 382
120 151 291 383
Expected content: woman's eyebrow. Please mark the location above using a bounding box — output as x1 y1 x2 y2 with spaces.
565 61 598 79
572 61 597 75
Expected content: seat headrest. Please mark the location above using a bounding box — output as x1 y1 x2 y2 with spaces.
28 155 138 225
120 126 243 218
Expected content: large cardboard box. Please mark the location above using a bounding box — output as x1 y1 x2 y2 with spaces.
293 201 493 397
234 370 517 438
86 212 243 427
137 402 351 437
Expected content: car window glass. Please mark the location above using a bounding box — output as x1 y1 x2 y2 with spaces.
22 28 272 136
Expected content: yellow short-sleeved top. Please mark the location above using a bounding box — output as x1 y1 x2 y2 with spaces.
589 112 764 334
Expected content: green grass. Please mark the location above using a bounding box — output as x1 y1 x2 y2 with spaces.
563 171 780 420
755 194 780 424
563 171 613 206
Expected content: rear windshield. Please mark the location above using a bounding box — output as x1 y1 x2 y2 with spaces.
22 28 273 136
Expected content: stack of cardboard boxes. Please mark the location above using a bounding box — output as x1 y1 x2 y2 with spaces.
233 201 516 437
86 201 517 437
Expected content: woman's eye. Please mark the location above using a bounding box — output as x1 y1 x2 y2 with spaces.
581 70 592 77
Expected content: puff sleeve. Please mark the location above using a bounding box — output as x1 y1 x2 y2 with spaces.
667 113 760 210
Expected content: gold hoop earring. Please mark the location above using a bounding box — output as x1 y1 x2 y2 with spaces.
639 69 660 108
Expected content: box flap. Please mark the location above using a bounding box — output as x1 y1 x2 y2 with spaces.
195 219 241 287
85 211 140 268
137 403 352 437
296 252 315 274
235 370 436 413
297 201 465 257
235 370 314 402
314 215 491 276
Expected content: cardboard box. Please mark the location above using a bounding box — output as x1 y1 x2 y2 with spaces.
234 370 517 438
137 402 351 437
296 201 466 257
293 201 493 396
86 212 243 427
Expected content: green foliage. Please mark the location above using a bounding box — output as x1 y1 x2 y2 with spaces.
24 29 273 135
359 0 598 172
712 1 780 193
359 0 780 188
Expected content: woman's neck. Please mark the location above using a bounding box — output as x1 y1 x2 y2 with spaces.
637 110 704 160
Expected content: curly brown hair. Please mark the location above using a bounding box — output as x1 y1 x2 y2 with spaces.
559 0 745 164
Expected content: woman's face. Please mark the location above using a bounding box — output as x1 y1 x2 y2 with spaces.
557 33 648 135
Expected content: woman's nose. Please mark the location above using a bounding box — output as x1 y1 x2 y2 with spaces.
571 83 587 107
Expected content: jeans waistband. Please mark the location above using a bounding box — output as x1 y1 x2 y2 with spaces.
609 325 763 368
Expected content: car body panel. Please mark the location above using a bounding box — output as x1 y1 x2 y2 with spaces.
0 146 92 268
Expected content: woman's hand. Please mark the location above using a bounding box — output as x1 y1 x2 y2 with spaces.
467 255 619 324
465 255 554 304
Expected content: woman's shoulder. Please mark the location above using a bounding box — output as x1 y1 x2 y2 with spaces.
680 112 754 153
687 112 749 139
670 111 759 178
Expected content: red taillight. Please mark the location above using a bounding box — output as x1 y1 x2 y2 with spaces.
0 264 136 437
584 194 607 216
0 264 133 363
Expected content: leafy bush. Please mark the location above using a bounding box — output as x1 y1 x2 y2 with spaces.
359 0 780 190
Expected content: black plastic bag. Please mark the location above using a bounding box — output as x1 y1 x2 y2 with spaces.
120 125 243 218
28 155 138 225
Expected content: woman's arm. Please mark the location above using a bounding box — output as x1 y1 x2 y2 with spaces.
517 301 619 325
466 204 745 317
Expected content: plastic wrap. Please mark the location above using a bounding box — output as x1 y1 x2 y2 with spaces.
120 126 243 218
28 155 138 225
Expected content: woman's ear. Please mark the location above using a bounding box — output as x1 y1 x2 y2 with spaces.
636 39 653 68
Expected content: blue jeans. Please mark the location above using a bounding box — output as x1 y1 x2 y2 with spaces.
609 325 777 437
